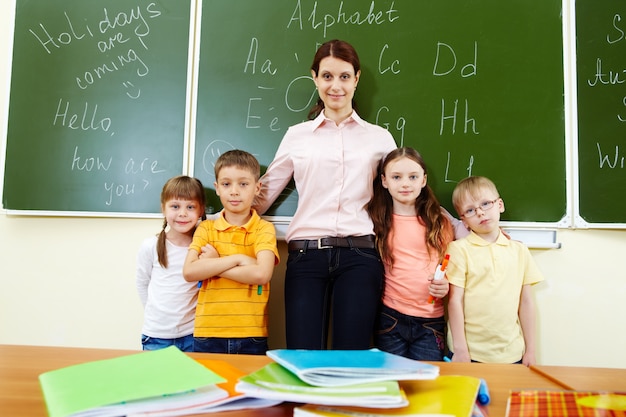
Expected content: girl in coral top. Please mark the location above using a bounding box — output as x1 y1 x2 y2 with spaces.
367 147 454 360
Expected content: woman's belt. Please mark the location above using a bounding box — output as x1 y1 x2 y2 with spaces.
288 235 375 251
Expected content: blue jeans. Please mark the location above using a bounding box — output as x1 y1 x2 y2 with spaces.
141 334 194 352
193 337 268 355
375 305 446 361
285 246 384 350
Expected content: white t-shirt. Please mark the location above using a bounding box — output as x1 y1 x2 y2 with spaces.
136 236 198 339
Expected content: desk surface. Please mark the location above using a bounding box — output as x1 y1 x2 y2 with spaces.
1 344 623 417
530 364 626 391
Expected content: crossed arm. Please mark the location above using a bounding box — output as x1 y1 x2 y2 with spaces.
182 244 275 286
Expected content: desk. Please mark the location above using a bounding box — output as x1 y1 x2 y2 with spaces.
0 345 621 417
530 364 626 391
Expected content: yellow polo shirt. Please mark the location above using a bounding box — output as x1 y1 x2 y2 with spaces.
445 231 544 363
189 209 279 338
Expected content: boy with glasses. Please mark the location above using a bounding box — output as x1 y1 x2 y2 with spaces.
445 176 544 365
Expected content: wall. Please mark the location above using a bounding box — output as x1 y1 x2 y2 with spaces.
1 1 625 369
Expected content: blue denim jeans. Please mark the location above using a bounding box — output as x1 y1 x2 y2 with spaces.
284 246 384 350
375 304 446 361
193 337 268 355
141 334 194 352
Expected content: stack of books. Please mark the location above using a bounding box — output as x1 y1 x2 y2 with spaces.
238 349 485 417
39 347 484 417
235 348 441 408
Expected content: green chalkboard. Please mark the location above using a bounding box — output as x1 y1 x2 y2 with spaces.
193 0 566 222
3 0 192 213
576 0 626 224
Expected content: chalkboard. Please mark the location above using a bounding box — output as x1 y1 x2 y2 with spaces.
193 0 566 222
3 0 192 213
576 0 626 225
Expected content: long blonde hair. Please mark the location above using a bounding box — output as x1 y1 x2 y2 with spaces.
157 176 206 268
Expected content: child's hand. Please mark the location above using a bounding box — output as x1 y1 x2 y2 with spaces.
451 350 471 363
199 244 218 259
428 276 450 300
522 350 536 367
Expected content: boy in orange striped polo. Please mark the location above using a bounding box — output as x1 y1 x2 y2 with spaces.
183 150 279 354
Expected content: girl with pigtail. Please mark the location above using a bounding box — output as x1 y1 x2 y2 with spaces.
136 175 206 351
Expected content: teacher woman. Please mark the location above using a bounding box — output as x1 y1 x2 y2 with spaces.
254 39 397 349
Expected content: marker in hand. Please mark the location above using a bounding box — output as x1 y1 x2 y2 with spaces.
428 254 450 304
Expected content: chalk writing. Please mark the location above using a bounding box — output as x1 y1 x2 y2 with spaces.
287 0 400 37
54 99 113 134
444 152 475 183
202 140 236 179
586 58 626 86
104 181 135 206
379 44 400 75
124 157 165 174
98 4 161 50
285 75 317 112
584 13 626 122
244 38 277 75
375 106 406 146
439 99 479 136
433 41 480 137
71 146 113 172
597 143 625 169
76 48 149 90
42 3 174 207
29 3 161 96
433 42 478 78
29 12 94 54
607 14 626 44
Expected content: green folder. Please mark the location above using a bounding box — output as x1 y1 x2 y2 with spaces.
39 346 226 417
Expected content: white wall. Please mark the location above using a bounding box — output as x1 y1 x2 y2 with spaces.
1 1 625 368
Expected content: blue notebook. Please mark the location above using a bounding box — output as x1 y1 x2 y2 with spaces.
266 349 439 387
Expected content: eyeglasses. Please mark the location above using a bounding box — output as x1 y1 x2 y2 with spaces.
461 199 499 218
